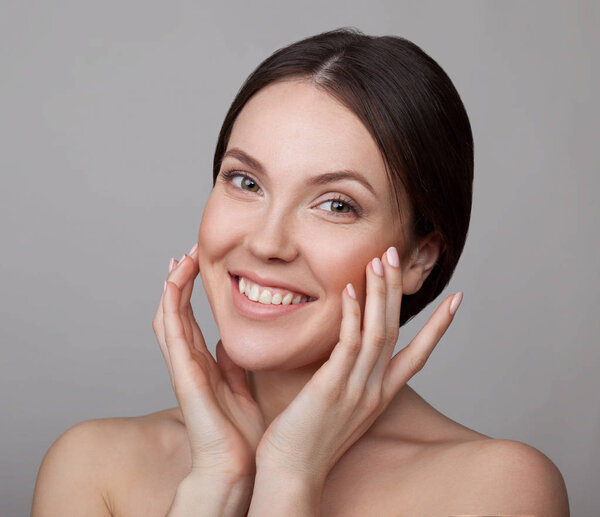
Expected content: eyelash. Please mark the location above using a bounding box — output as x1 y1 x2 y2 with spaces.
219 170 363 218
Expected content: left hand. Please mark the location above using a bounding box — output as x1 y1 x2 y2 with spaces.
254 246 463 485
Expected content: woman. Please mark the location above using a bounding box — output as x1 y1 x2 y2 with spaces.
32 28 569 516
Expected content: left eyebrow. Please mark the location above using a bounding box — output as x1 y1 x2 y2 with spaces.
222 147 377 197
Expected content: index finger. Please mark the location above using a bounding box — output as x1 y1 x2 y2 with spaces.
382 292 462 401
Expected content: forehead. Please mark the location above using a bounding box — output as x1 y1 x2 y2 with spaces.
226 79 389 191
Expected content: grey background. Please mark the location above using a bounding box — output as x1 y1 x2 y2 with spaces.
1 1 598 515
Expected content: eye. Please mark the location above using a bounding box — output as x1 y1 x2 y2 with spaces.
317 195 361 217
220 170 262 193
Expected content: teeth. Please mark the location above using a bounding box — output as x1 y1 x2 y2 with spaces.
248 284 260 301
258 289 272 304
236 275 314 306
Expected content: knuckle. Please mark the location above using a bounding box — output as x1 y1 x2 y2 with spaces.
371 332 387 349
388 276 403 292
408 353 427 375
386 326 399 346
364 390 382 413
371 284 386 298
344 338 362 355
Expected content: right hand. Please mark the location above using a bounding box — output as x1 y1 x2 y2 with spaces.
152 243 266 483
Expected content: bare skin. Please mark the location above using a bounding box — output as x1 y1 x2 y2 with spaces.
32 79 569 516
84 387 492 517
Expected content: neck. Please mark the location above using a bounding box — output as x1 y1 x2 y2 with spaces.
246 358 326 427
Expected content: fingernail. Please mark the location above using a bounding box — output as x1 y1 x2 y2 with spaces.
179 254 187 264
188 242 198 255
346 283 356 299
163 280 167 292
168 257 175 273
449 292 463 316
372 257 384 276
386 246 400 268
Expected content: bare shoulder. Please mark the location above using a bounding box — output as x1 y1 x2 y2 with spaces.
423 438 570 517
32 408 191 517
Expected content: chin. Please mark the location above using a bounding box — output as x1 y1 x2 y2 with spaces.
218 328 329 372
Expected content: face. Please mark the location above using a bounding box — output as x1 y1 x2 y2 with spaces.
197 79 410 371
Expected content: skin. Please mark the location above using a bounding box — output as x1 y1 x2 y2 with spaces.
30 78 571 517
196 78 443 422
156 78 468 510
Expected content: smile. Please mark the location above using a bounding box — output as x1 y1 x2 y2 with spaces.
236 274 317 305
229 274 316 321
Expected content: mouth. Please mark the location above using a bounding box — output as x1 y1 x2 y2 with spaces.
229 272 317 305
229 273 316 320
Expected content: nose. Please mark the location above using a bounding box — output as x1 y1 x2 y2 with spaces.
244 204 299 263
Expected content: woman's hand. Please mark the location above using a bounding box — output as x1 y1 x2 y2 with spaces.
152 243 266 484
253 245 463 487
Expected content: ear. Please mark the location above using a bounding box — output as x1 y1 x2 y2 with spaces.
401 232 443 295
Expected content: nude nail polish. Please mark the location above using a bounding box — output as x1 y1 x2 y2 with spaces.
449 292 463 316
372 257 384 276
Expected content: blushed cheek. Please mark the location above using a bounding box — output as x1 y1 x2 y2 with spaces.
197 195 239 262
309 232 382 311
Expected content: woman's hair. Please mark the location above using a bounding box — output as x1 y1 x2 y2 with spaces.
212 27 474 327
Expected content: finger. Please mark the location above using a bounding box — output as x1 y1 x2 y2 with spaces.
382 292 462 401
215 339 253 401
368 247 403 389
347 257 387 392
153 260 178 386
179 254 200 344
326 283 362 383
187 305 218 368
179 243 200 311
163 280 217 403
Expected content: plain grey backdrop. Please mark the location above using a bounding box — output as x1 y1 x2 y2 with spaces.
1 1 598 515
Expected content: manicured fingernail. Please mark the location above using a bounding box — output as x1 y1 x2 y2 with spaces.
449 292 463 316
163 280 167 292
386 246 400 268
346 283 356 299
372 257 384 276
168 257 175 273
188 242 198 255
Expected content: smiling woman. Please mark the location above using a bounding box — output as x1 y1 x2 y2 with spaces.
31 27 569 517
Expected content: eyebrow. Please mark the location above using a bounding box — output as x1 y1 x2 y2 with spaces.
222 147 376 196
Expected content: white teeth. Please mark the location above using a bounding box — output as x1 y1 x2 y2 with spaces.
236 275 314 305
248 284 260 301
258 289 272 304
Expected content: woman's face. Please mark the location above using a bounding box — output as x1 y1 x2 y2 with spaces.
197 79 411 370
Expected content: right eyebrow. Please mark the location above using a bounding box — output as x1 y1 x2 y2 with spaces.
222 147 377 197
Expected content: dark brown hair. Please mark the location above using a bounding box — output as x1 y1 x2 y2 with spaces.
212 27 474 327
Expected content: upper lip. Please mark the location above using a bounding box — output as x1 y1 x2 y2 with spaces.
229 270 317 299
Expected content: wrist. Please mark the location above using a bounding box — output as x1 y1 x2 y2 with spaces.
247 464 324 517
168 472 253 517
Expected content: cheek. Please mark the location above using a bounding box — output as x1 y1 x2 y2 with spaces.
308 231 382 305
197 194 241 259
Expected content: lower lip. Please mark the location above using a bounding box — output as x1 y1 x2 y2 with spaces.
229 274 315 321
